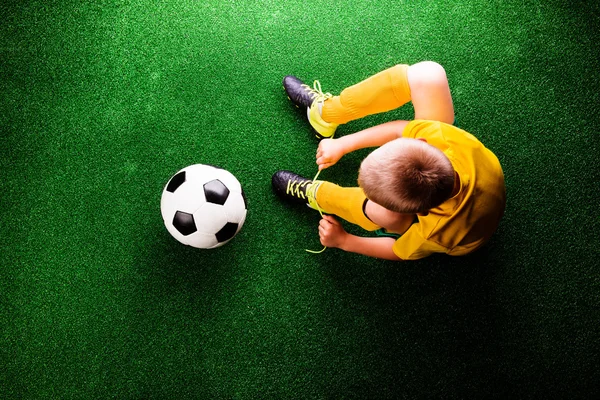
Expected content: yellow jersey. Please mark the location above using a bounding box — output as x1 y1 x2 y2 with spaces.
392 120 506 260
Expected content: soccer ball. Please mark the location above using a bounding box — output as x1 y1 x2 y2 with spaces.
160 164 247 249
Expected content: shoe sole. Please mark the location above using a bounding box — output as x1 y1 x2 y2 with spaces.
283 85 301 108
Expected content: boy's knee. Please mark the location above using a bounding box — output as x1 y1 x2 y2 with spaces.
408 61 448 87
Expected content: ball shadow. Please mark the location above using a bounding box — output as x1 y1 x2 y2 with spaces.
132 221 246 320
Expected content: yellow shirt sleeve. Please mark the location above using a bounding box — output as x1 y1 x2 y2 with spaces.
403 119 482 150
392 225 448 260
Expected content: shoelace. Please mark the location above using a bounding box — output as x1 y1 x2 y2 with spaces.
285 179 309 200
301 80 333 103
295 80 334 254
305 170 327 254
283 173 326 253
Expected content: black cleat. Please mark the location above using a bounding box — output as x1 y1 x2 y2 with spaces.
282 76 339 139
283 75 320 109
271 170 321 209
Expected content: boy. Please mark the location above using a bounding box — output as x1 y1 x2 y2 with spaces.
272 62 506 261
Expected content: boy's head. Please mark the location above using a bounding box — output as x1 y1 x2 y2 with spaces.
358 138 455 214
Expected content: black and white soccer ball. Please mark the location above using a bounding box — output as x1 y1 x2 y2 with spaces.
160 164 247 249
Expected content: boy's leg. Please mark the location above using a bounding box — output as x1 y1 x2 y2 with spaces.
272 171 380 231
317 183 415 235
315 182 381 231
322 64 412 124
406 61 455 124
322 61 454 125
271 170 414 233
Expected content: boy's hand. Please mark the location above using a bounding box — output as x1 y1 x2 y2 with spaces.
316 139 345 170
318 215 401 260
318 215 348 248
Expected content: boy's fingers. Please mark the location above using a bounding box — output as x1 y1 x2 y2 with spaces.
323 215 338 224
319 218 332 228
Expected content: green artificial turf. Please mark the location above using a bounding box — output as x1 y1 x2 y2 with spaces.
1 0 599 398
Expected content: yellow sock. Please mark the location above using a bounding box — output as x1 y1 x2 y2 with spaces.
315 182 380 231
322 64 411 124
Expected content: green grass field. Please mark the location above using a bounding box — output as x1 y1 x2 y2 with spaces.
2 0 599 398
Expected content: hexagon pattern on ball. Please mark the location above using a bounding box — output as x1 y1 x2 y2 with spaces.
160 164 247 249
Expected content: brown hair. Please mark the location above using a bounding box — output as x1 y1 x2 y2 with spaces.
358 138 455 213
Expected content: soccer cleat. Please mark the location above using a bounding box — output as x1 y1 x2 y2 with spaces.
283 76 339 139
271 170 322 210
283 75 319 109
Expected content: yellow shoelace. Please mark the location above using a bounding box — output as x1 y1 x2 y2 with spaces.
285 180 309 200
294 80 334 254
305 170 327 254
301 80 333 103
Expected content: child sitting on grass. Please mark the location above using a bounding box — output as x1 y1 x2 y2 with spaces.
272 61 506 261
